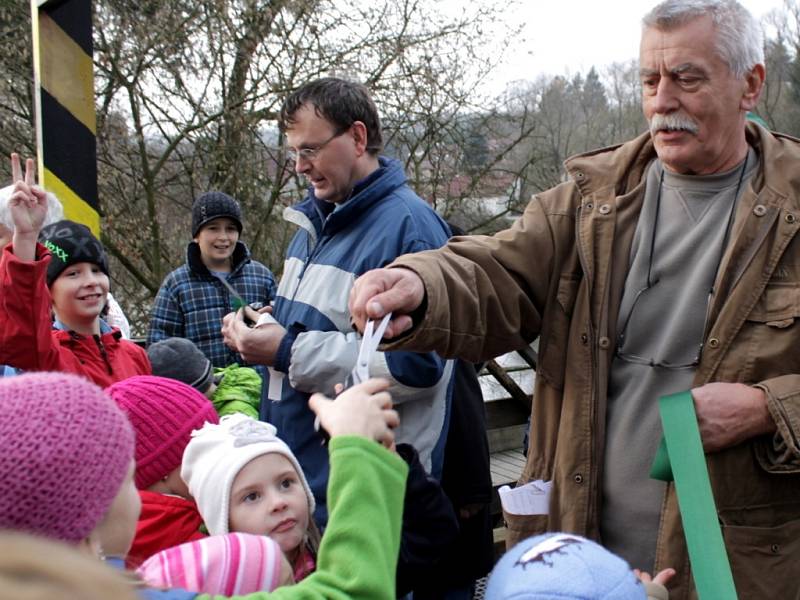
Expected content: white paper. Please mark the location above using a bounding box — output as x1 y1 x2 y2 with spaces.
498 479 552 515
267 367 284 401
255 312 279 328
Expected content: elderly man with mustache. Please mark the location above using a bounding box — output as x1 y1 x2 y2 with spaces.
349 1 800 598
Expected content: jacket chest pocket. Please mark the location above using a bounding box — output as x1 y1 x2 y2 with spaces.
736 284 800 382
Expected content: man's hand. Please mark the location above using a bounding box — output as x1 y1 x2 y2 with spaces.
348 267 425 338
691 382 776 452
221 308 286 366
308 378 399 448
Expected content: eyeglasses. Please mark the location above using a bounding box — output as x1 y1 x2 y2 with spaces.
286 127 349 163
614 152 748 370
615 277 708 370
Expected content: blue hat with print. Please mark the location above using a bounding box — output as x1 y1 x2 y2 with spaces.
485 533 646 599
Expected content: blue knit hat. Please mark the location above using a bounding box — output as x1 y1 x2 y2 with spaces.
485 533 646 599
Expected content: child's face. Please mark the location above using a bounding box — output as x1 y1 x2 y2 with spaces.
50 262 109 324
94 460 141 557
193 217 239 270
229 453 310 558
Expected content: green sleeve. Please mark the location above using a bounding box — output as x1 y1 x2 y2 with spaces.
199 436 408 600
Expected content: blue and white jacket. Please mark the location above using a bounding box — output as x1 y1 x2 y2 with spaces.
148 241 276 368
263 157 453 524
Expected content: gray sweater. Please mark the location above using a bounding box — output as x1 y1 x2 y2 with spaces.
601 149 758 571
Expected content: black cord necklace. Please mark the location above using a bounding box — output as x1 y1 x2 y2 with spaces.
616 150 749 369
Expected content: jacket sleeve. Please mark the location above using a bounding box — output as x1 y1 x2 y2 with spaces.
395 443 459 597
0 244 65 371
147 278 185 345
207 436 408 600
275 326 447 402
755 375 800 469
384 194 561 363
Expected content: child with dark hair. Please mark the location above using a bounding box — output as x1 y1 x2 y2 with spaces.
148 192 276 368
0 154 150 386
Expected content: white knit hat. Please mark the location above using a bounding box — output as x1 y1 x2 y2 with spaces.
181 414 315 536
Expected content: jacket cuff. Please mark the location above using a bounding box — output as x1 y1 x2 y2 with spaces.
754 375 800 470
273 322 305 373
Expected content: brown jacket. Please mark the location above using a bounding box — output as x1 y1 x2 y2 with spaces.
388 124 800 600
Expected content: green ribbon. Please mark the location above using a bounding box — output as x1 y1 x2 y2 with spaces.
650 391 737 600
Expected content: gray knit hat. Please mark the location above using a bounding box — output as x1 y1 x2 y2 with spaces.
191 192 243 237
147 337 214 393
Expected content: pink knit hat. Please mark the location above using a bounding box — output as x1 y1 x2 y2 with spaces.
137 532 289 595
0 372 134 543
107 375 219 490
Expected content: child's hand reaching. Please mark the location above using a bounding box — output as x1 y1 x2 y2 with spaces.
634 567 675 589
309 378 399 448
8 153 47 236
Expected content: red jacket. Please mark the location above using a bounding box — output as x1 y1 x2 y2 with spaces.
0 244 150 387
127 490 206 566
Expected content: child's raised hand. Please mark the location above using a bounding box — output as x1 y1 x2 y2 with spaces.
309 378 399 448
8 153 47 236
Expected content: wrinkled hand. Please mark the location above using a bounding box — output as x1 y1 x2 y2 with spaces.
634 567 676 587
691 382 775 453
8 153 47 236
348 267 424 338
309 378 399 447
221 308 286 366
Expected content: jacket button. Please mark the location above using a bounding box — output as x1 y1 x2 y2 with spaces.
707 337 720 349
574 473 584 484
580 333 588 344
598 204 611 215
598 336 610 349
771 544 779 554
785 213 797 224
753 205 767 217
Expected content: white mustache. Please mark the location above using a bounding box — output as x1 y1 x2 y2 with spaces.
649 113 699 135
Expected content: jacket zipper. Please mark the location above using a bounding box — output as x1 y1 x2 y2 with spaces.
93 335 114 375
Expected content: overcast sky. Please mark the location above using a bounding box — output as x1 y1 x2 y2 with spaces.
487 0 784 90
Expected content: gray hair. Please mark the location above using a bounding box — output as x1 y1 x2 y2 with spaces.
0 185 65 231
642 0 764 78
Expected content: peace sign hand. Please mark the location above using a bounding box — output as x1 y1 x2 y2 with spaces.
8 153 48 237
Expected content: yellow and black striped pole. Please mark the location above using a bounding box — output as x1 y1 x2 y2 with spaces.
30 0 99 235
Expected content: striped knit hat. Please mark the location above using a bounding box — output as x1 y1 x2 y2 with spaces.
137 532 290 594
0 372 134 543
107 376 219 490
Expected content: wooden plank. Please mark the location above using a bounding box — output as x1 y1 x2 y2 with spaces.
486 360 531 411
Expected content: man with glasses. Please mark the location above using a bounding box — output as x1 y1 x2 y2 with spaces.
221 77 453 528
349 1 800 598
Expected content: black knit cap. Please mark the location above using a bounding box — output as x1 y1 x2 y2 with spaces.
191 192 243 237
39 220 110 287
